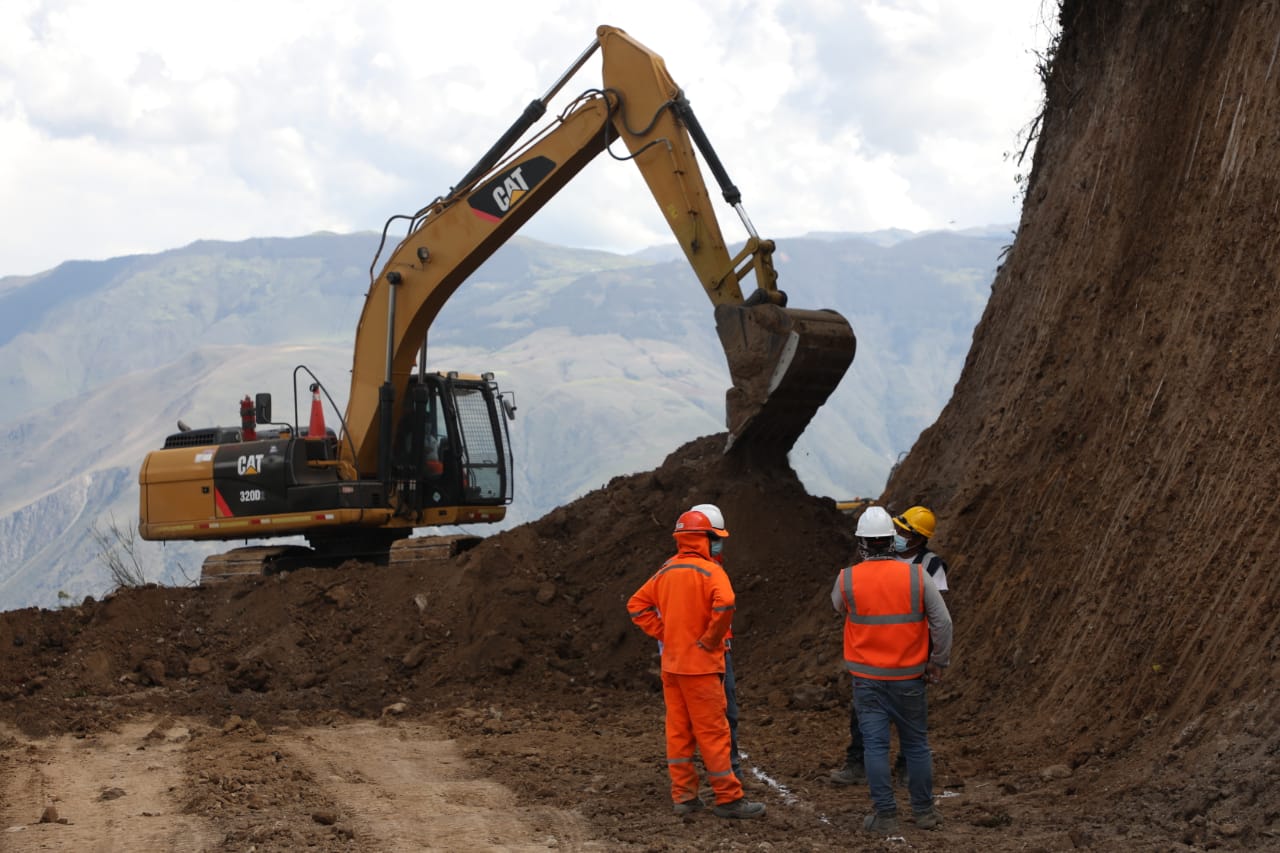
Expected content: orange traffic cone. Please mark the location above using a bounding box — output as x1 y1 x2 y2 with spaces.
308 384 326 439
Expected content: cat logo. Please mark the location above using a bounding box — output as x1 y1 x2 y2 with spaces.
237 453 265 476
468 156 556 222
494 167 529 210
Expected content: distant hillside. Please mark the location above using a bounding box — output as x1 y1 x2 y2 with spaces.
0 229 1005 609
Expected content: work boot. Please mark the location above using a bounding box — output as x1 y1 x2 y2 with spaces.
829 761 866 785
672 797 704 816
712 797 766 819
913 805 942 830
862 811 900 833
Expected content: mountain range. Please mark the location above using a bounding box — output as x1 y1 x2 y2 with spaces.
0 227 1007 609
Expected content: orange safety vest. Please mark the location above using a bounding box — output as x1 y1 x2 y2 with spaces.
628 533 735 675
836 557 929 680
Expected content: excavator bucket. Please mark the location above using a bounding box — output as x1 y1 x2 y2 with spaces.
715 303 856 460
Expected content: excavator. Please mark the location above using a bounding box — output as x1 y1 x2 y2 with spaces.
137 25 856 581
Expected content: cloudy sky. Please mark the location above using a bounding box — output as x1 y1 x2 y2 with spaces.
1 0 1056 277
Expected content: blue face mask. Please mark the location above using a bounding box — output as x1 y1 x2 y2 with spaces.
893 534 910 553
709 537 724 557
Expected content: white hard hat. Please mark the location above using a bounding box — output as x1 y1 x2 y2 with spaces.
690 503 728 536
855 506 895 539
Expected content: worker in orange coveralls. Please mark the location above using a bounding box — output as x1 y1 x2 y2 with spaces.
627 506 766 819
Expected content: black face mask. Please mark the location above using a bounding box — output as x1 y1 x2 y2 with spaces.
858 537 894 559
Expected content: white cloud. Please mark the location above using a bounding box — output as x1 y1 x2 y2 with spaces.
0 0 1055 275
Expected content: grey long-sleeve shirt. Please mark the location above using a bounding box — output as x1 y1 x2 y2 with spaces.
831 559 953 669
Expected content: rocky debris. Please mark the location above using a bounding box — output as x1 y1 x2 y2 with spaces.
401 643 429 669
187 656 212 676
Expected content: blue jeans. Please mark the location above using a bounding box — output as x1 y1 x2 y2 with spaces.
853 676 933 814
844 694 863 764
724 650 740 775
846 698 908 776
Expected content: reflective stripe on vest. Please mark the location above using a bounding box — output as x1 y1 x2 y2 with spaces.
659 562 711 578
632 563 714 620
841 559 929 679
844 561 923 625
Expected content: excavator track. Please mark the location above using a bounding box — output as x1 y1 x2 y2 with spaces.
200 545 318 583
716 303 856 460
387 534 482 566
200 535 483 583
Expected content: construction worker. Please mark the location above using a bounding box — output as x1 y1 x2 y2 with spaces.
832 506 952 833
831 505 951 787
888 505 950 788
627 506 766 820
893 506 949 593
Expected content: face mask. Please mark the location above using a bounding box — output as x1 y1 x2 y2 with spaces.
893 534 910 553
709 538 724 557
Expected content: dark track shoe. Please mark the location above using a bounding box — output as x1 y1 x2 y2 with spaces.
672 797 704 816
829 762 866 785
712 797 766 819
913 805 942 830
863 811 901 833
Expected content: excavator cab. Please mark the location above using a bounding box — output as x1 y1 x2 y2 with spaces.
140 369 514 581
390 371 514 514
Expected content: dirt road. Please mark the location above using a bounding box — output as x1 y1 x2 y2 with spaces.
1 716 606 852
2 719 218 852
5 700 1229 852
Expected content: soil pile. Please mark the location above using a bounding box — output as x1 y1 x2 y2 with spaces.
0 435 854 733
886 0 1280 843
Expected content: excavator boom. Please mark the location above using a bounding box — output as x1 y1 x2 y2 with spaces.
346 25 854 473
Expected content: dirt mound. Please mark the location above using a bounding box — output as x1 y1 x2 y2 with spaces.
0 437 882 850
0 435 853 735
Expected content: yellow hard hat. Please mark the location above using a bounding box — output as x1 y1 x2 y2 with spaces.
893 506 936 540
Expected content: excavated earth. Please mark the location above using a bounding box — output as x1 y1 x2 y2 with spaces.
3 2 1279 851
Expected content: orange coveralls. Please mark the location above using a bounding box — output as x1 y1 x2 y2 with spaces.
627 532 741 805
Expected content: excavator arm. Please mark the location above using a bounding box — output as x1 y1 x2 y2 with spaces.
344 25 855 478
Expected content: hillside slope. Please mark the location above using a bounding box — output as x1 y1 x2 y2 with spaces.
887 0 1280 836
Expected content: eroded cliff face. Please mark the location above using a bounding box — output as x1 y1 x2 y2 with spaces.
889 0 1279 790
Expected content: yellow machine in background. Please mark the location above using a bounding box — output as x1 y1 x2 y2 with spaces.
138 25 856 580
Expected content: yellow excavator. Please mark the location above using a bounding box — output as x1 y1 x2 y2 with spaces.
137 25 856 580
